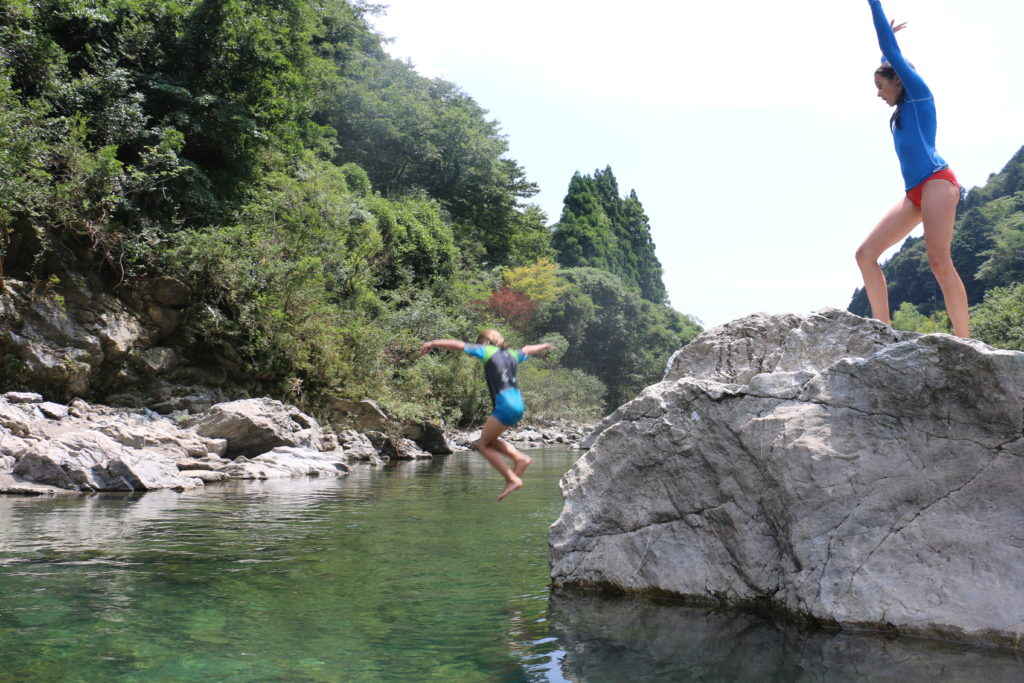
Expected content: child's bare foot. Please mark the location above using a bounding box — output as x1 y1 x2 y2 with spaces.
497 475 523 501
513 453 532 477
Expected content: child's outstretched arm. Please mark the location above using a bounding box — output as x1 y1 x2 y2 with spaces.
520 342 556 356
419 339 466 355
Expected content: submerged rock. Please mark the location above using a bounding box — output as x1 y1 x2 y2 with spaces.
549 308 1024 648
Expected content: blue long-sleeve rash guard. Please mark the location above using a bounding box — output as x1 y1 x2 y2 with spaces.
869 0 948 190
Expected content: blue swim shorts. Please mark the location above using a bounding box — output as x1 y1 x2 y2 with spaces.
492 389 525 427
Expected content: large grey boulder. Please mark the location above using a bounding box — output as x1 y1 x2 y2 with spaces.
403 421 453 455
581 310 912 449
549 308 1024 648
337 430 386 466
323 397 390 433
219 447 350 479
189 398 329 457
364 432 432 461
11 431 201 493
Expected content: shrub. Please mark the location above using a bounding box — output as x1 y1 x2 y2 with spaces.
971 283 1024 351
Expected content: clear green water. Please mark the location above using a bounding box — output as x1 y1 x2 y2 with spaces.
2 449 1022 682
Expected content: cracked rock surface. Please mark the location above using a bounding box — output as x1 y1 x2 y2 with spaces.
549 308 1024 648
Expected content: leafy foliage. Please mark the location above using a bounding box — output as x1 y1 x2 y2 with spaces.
324 51 539 266
890 302 950 334
974 194 1024 289
519 332 605 424
970 283 1024 351
0 65 49 278
535 268 701 410
0 0 705 427
502 258 565 303
474 287 538 333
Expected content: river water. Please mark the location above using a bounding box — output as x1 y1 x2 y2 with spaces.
1 448 1021 681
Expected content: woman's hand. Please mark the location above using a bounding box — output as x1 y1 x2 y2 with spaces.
890 19 908 33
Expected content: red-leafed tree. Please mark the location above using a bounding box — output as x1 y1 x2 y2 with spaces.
474 286 537 331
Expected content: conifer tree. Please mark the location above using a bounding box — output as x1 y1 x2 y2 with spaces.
552 167 667 303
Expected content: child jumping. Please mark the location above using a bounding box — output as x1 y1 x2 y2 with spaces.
419 329 555 501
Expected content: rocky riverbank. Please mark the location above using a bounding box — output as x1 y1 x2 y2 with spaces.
451 418 592 452
0 272 590 496
0 392 590 496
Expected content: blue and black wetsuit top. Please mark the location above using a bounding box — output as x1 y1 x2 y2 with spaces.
869 0 948 191
463 344 529 426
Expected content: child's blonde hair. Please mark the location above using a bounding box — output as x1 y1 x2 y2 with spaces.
476 329 504 347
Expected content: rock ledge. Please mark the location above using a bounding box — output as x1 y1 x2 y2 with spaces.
549 309 1024 649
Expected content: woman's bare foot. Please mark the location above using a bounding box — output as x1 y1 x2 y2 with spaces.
497 474 523 501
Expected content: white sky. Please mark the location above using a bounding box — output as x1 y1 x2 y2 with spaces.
369 0 1024 328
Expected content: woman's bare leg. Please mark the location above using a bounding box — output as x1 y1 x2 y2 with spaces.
920 179 970 337
856 197 922 324
477 416 522 501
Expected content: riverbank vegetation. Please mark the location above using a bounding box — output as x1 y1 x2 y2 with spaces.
848 146 1024 346
0 0 701 425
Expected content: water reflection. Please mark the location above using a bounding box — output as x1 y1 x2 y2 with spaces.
2 450 1022 682
545 589 1024 682
0 453 573 681
0 460 429 557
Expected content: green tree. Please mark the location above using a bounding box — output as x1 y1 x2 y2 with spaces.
623 189 667 304
890 302 950 333
502 258 565 304
0 64 49 283
974 193 1024 289
971 283 1024 351
551 172 613 270
325 53 539 265
0 0 702 428
170 176 348 384
505 204 554 266
552 167 667 303
535 267 700 410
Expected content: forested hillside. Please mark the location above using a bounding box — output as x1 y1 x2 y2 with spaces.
0 0 701 424
848 146 1024 347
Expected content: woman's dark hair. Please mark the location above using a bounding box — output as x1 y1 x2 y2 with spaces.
875 62 906 131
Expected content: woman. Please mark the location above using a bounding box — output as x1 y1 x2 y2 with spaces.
419 329 555 501
856 0 969 337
